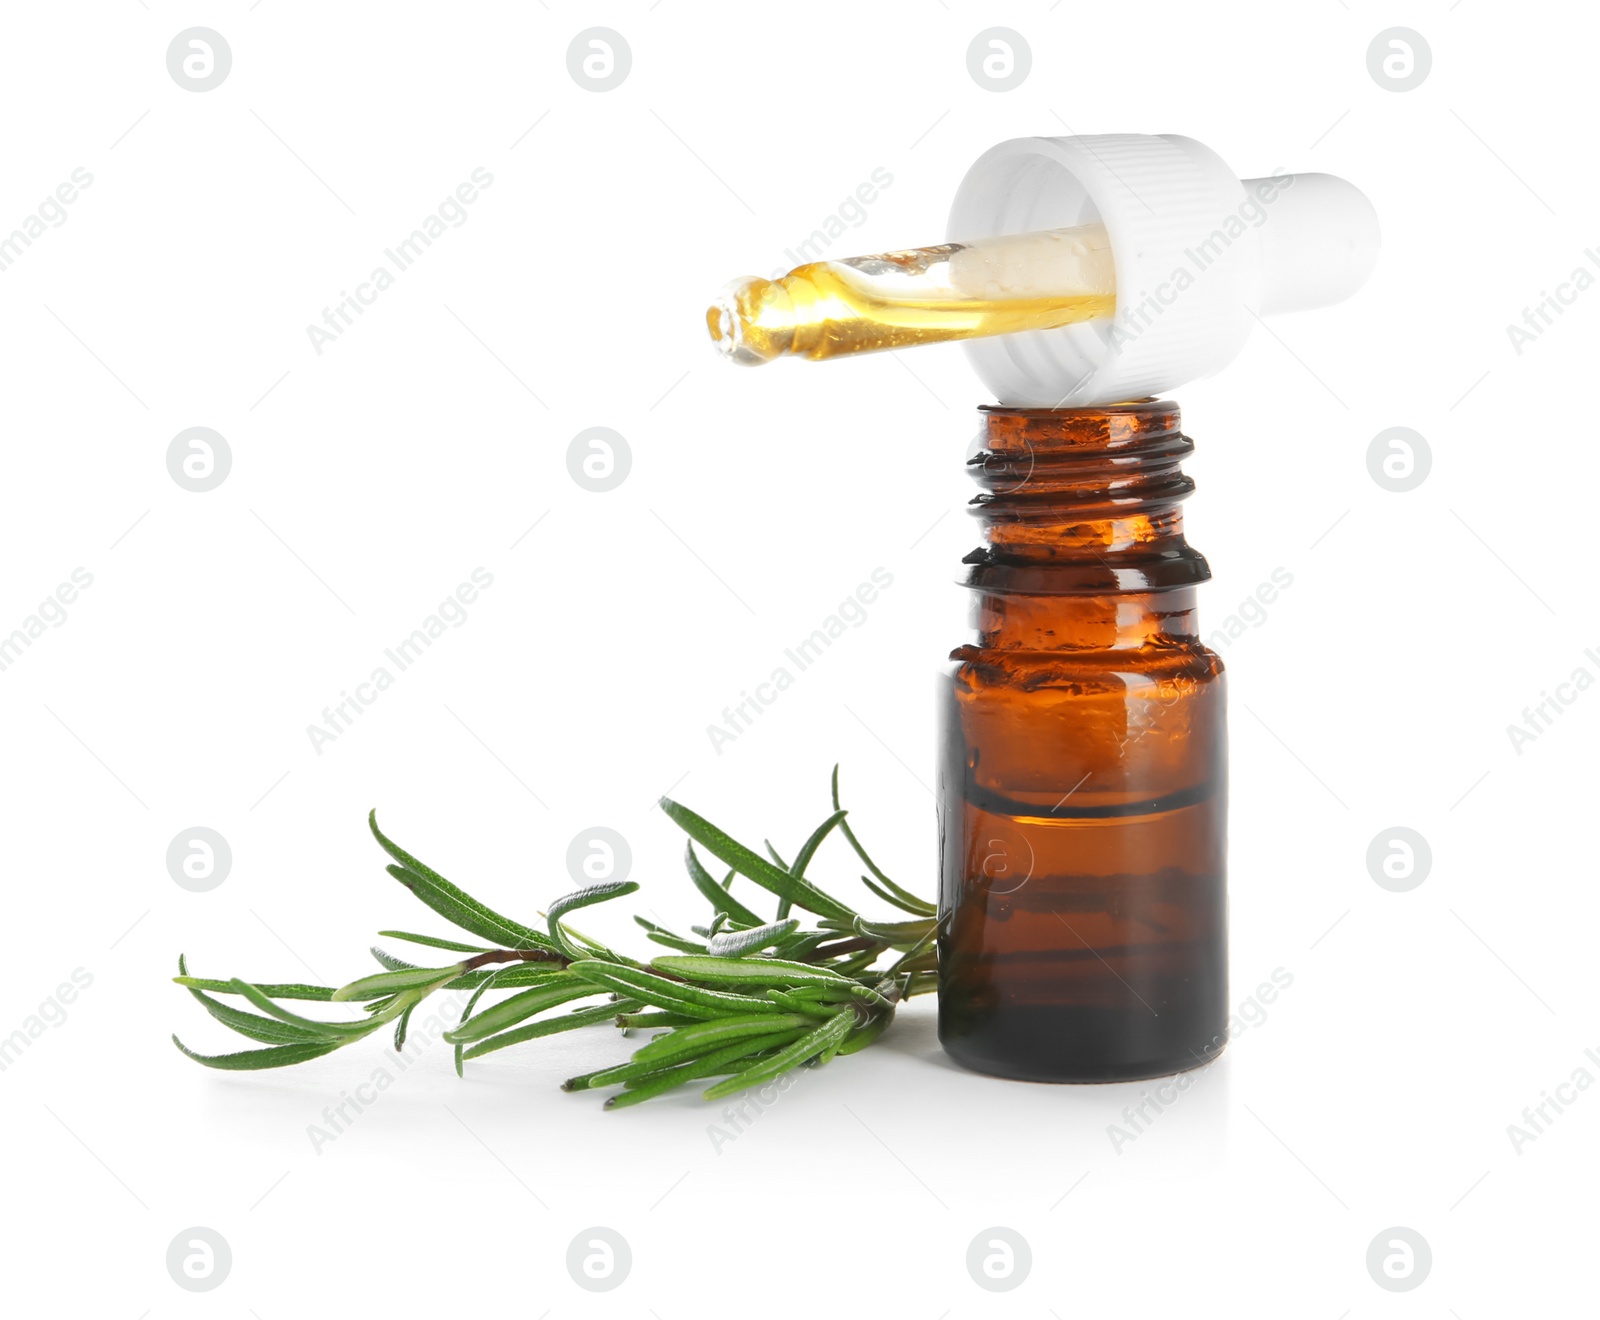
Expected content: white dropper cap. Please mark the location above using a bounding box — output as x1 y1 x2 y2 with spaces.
947 134 1380 407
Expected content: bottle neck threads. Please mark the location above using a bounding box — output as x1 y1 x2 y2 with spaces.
963 400 1211 597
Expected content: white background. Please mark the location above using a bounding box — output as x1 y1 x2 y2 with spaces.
2 1 1595 1313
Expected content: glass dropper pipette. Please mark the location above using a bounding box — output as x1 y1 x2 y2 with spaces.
707 223 1115 365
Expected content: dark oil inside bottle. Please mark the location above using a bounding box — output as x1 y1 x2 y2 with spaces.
936 401 1228 1083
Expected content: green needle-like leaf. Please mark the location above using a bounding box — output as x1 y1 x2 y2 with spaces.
617 1010 702 1029
331 962 466 1002
650 954 853 987
685 842 765 926
228 979 388 1040
444 977 600 1044
370 812 554 951
373 947 567 994
382 862 557 953
376 930 489 953
566 960 785 1020
627 1013 813 1070
842 982 897 1012
546 880 640 957
462 964 567 988
851 916 938 948
634 917 710 955
702 1010 854 1100
774 982 838 1002
172 1035 342 1070
829 948 882 978
569 1021 807 1093
832 765 936 916
775 931 832 961
882 922 939 977
646 932 709 954
174 974 336 1002
371 945 566 989
764 987 825 1014
604 1028 809 1109
394 1003 415 1052
461 999 642 1060
547 881 641 922
369 946 415 972
659 798 854 921
706 918 800 958
837 1012 895 1055
790 809 847 882
175 959 327 1046
451 965 515 1075
860 874 936 917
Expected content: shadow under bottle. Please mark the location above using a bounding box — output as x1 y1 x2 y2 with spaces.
937 400 1228 1083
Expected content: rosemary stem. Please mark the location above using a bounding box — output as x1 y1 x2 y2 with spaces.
460 948 572 971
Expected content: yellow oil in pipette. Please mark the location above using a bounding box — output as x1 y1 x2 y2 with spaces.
707 223 1116 365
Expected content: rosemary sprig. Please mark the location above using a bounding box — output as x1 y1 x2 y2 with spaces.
171 767 939 1108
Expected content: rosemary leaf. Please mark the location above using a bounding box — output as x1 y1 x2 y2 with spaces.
882 923 939 977
706 918 800 958
650 954 853 987
790 809 848 883
644 930 712 955
832 765 936 916
172 1035 342 1070
761 987 844 1016
633 915 709 954
702 1010 854 1100
174 974 336 1002
837 1012 895 1055
685 842 765 926
370 811 553 951
176 959 328 1046
394 1003 415 1052
566 960 786 1019
228 979 388 1039
851 916 938 948
444 978 600 1044
616 1010 702 1029
605 1028 810 1109
546 880 641 957
452 965 515 1075
377 930 489 953
627 1013 814 1070
332 963 466 1002
658 798 854 921
462 999 643 1061
860 874 937 917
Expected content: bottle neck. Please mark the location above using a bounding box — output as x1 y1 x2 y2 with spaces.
962 400 1210 651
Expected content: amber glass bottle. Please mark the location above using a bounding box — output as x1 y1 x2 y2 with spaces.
937 400 1227 1083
